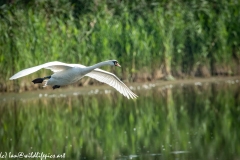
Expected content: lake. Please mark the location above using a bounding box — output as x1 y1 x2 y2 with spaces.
0 77 240 160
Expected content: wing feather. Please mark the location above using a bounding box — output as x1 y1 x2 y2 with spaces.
86 68 137 99
9 61 74 80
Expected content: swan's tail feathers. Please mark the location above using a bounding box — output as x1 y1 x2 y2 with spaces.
32 78 44 84
43 80 48 87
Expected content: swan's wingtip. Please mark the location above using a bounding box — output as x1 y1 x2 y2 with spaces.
129 94 138 100
134 95 138 99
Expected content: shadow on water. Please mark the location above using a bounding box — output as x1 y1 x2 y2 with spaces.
0 78 240 160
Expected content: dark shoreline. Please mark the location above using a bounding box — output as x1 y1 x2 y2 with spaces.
1 76 239 99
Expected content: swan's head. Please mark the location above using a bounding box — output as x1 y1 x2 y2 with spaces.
112 60 121 67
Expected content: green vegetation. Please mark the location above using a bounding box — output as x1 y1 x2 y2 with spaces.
1 81 240 159
0 0 240 91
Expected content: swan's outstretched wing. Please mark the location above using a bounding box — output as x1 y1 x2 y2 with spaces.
86 69 138 99
10 61 74 80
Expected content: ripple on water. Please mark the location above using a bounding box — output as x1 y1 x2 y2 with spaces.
116 151 189 160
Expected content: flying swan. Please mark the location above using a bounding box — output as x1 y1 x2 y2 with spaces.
9 60 138 99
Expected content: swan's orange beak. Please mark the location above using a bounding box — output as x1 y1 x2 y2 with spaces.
115 62 121 67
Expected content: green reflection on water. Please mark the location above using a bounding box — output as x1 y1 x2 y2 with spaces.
1 81 240 160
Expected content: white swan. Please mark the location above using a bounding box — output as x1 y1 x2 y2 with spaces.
10 60 138 99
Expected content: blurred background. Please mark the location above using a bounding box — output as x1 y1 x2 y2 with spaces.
1 1 240 160
0 0 240 91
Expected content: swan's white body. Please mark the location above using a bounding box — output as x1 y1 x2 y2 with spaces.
10 60 138 99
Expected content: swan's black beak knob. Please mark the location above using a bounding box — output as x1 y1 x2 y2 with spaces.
115 62 121 67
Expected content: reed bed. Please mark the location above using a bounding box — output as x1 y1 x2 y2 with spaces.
0 0 239 91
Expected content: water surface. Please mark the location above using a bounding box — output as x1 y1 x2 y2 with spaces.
1 78 240 160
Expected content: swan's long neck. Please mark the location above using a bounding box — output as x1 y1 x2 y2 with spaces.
85 61 110 72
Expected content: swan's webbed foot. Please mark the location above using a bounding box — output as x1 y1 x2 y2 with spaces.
52 85 60 89
32 76 51 84
44 76 51 79
32 78 44 84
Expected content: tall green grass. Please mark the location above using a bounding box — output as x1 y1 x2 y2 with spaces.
0 0 240 91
